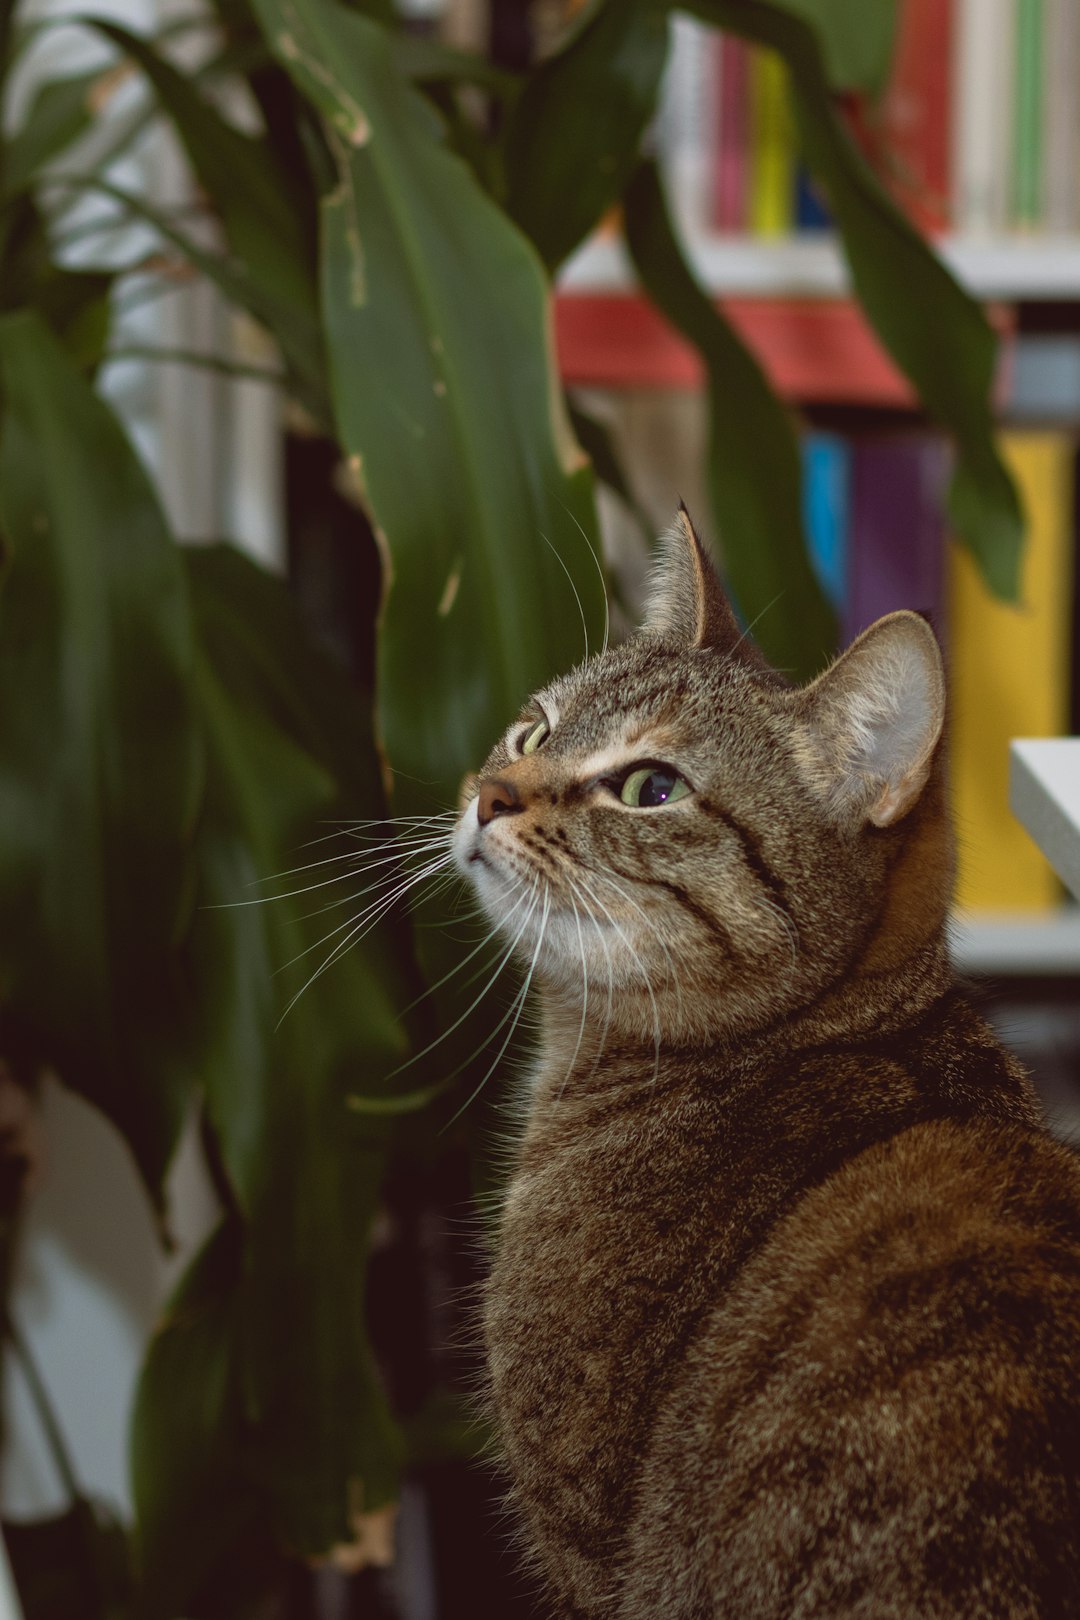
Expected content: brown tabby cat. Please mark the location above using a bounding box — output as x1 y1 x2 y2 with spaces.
453 509 1080 1619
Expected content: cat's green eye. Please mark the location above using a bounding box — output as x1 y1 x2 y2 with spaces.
619 767 691 809
520 717 550 755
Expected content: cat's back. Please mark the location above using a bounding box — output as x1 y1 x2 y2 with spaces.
626 1115 1080 1620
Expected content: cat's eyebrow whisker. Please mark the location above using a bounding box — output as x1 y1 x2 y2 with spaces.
384 878 542 1081
541 530 590 664
730 591 784 662
441 884 551 1133
559 499 611 656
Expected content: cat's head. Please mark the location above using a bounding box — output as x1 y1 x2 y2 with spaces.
453 509 950 1047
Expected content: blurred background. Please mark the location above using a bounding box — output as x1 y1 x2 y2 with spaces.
1 0 1080 1615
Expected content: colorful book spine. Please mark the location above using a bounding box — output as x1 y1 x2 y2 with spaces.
714 34 749 232
801 433 850 615
658 14 719 241
844 434 950 645
1012 0 1044 227
794 166 831 231
748 48 795 237
949 433 1074 913
951 0 1016 232
878 0 954 233
1041 0 1080 230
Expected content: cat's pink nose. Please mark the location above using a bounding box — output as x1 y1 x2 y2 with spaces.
476 777 523 827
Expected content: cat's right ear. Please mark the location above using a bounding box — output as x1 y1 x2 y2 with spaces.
797 611 946 829
640 505 746 653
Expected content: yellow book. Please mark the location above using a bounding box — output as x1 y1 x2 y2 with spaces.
949 432 1074 913
748 49 795 237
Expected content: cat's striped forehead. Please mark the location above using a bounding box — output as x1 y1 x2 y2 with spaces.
530 642 759 757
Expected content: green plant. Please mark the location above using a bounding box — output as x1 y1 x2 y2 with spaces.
0 0 1021 1612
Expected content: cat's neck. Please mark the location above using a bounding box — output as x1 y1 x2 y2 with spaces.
529 928 955 1118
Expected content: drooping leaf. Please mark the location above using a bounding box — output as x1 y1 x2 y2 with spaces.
252 0 606 814
624 160 836 677
55 173 329 422
685 0 1022 597
766 0 899 95
181 544 410 1552
131 1221 260 1620
568 399 655 544
391 32 519 94
2 66 103 197
500 0 669 271
0 196 112 369
75 21 326 417
0 311 200 1202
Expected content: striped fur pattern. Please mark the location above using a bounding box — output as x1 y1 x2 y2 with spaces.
453 511 1080 1618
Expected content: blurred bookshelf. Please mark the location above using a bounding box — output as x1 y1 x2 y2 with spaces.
560 232 1080 303
554 0 1080 983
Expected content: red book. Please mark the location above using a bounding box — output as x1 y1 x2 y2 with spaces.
713 35 749 232
877 0 954 234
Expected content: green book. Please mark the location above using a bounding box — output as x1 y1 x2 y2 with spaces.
1013 0 1044 227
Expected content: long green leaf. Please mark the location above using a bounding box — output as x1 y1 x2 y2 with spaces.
501 0 669 272
3 67 102 196
0 311 200 1201
55 173 329 422
182 544 410 1552
92 21 313 291
0 196 112 369
625 160 836 677
686 0 1022 596
131 1222 260 1619
73 21 326 416
768 0 899 94
252 0 606 811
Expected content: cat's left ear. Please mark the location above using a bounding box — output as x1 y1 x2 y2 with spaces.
641 505 747 654
798 611 945 828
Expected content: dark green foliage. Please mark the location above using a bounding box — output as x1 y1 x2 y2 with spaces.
0 0 1023 1605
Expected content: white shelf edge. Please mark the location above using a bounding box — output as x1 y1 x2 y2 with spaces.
1010 739 1080 905
949 909 1080 975
559 233 1080 302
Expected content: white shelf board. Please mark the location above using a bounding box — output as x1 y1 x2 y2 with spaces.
1010 738 1080 903
559 233 1080 302
949 909 1080 976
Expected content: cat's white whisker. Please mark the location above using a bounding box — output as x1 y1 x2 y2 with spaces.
759 892 799 970
572 869 661 1085
275 852 457 1006
397 877 533 1016
246 833 454 913
586 866 687 1034
441 884 551 1132
385 877 542 1081
555 886 591 1106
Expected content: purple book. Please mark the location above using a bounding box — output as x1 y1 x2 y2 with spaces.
844 435 951 647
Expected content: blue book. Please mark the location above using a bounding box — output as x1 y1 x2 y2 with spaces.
795 164 832 230
801 432 850 617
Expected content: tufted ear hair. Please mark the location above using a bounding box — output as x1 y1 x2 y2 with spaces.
641 505 748 654
798 611 945 829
